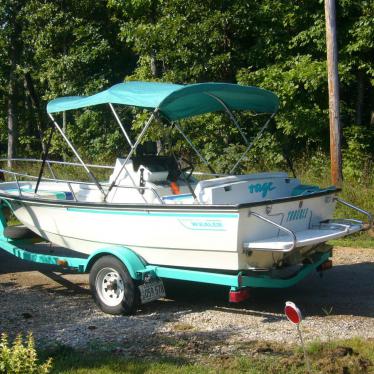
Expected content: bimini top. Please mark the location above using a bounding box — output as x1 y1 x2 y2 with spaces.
47 81 279 120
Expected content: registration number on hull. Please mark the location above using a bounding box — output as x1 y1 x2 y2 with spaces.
139 280 166 304
287 208 309 222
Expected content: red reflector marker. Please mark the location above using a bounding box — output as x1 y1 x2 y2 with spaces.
284 301 311 373
229 288 250 303
284 301 302 324
317 259 333 271
57 259 68 267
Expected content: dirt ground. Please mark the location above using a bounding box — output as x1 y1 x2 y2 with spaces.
0 246 373 353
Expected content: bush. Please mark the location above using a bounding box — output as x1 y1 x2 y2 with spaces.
343 125 374 186
0 333 52 374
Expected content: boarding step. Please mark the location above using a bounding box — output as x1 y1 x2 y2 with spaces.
243 221 363 251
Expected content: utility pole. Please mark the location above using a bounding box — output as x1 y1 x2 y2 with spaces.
324 0 343 186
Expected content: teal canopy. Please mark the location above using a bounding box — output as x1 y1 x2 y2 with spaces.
47 81 279 120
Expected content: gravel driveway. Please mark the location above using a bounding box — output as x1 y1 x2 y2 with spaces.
0 246 373 354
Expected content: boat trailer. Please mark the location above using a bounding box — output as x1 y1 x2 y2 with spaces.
0 201 334 314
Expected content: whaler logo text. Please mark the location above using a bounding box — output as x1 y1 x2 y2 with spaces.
248 182 276 198
179 219 225 231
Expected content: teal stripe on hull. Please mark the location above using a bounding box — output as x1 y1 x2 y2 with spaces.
67 207 239 219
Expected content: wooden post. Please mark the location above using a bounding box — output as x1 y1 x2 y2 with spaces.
324 0 343 186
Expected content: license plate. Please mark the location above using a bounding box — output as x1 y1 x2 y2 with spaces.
139 279 165 304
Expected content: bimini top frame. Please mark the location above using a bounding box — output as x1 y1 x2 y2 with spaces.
44 81 279 202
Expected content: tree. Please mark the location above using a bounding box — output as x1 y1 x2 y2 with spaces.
0 0 372 177
0 0 135 162
0 1 24 166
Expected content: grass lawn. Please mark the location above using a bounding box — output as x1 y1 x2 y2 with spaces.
43 338 373 374
331 231 374 248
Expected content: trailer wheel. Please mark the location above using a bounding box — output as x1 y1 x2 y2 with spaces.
89 255 137 315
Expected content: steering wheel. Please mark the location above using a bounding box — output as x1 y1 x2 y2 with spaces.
179 157 195 181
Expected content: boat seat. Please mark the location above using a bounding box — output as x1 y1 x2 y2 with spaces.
131 141 181 182
132 156 180 182
76 184 105 202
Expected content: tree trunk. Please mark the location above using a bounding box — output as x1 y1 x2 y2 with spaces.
7 46 17 168
23 79 33 154
62 111 67 133
355 70 365 125
24 72 47 154
150 50 160 78
6 2 22 169
324 0 343 186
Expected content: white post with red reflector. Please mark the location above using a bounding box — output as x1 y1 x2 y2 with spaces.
285 301 302 324
285 301 312 374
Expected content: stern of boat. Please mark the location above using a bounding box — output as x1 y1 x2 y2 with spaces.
237 190 372 271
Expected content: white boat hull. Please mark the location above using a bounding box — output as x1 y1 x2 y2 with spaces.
6 190 361 271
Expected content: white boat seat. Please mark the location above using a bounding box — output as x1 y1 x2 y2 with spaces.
132 155 180 182
76 184 105 202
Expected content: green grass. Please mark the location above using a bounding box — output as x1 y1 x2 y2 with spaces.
298 161 374 249
41 338 374 374
331 231 374 248
299 166 373 217
296 160 374 248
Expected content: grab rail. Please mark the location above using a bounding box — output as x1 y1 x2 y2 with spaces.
244 215 364 254
0 168 164 205
0 158 114 170
14 175 22 197
318 218 364 231
0 168 103 186
247 211 297 252
192 171 229 178
334 197 373 230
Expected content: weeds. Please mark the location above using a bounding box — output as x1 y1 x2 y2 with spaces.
41 338 373 373
0 333 52 374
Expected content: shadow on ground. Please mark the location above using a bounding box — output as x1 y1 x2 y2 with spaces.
141 261 374 319
1 247 373 320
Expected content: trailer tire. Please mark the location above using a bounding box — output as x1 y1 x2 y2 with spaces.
89 255 138 315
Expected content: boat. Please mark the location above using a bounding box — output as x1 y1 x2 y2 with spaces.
0 81 372 314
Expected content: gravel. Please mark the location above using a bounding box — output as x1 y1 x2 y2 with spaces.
0 246 373 354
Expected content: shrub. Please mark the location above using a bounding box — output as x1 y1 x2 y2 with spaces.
343 125 374 186
0 333 52 374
